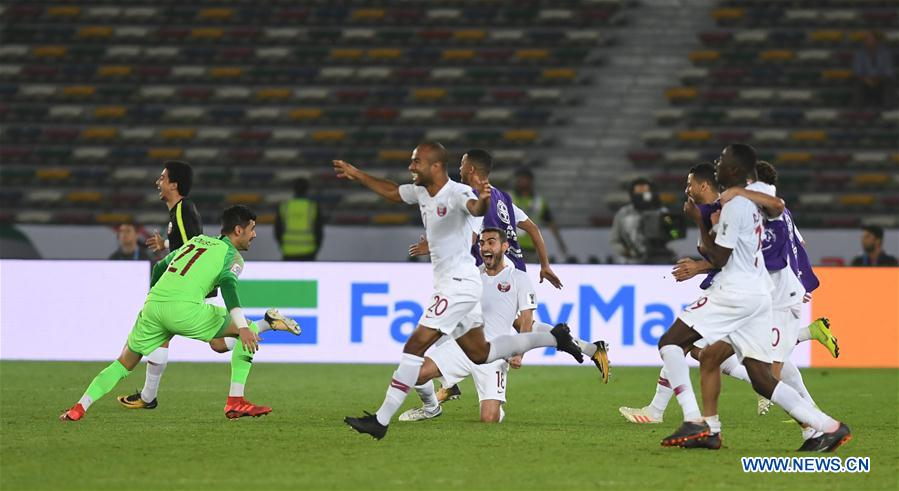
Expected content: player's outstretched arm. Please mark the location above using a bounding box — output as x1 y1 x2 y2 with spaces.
518 218 563 289
333 159 403 203
720 188 784 219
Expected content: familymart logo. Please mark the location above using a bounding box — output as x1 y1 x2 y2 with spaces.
239 280 317 345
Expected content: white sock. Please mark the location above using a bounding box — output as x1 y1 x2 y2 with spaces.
770 382 839 433
224 338 236 351
78 394 94 410
576 339 597 357
229 382 244 397
802 426 823 440
659 345 701 421
720 355 750 383
797 325 812 343
649 368 673 418
375 353 424 426
705 414 722 435
499 406 505 423
533 321 596 356
780 360 816 406
415 380 439 411
141 347 168 403
256 319 272 334
486 332 556 363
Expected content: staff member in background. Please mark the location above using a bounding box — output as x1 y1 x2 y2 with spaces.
511 168 569 263
108 222 151 261
146 160 203 254
851 225 898 266
610 178 654 264
276 177 323 261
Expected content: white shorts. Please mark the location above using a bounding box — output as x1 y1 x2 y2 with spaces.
419 277 483 336
771 305 801 363
678 285 774 363
428 338 509 403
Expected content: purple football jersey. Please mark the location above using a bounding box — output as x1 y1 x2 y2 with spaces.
762 208 819 293
471 185 526 271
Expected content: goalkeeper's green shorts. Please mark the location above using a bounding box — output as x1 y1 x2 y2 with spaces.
126 301 230 356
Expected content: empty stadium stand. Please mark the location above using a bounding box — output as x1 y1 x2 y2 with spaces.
0 0 626 225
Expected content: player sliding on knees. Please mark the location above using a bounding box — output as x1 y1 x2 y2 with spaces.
399 228 609 423
60 206 301 422
654 144 850 452
334 142 585 440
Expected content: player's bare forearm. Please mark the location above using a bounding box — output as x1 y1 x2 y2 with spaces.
519 219 550 267
517 310 534 333
467 195 490 216
333 159 402 203
357 172 402 203
698 220 730 269
723 188 784 218
744 189 784 218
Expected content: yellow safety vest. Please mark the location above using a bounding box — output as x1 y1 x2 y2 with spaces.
511 193 545 250
280 199 317 256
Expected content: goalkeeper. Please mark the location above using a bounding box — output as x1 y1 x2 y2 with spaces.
60 205 300 422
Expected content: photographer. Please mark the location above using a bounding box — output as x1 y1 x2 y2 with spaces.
610 178 680 264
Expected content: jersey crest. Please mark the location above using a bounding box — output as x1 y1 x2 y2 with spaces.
497 282 511 293
497 200 510 225
437 205 447 217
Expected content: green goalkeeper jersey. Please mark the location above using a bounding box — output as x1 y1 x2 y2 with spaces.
147 235 244 310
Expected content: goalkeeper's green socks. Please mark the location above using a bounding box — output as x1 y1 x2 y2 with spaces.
229 321 259 397
79 360 131 410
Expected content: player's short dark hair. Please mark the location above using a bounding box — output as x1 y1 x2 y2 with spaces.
688 163 717 186
220 205 257 235
293 177 309 196
417 141 448 167
727 143 758 180
164 160 193 197
480 227 508 243
756 161 778 186
514 167 533 180
465 149 493 174
863 225 884 241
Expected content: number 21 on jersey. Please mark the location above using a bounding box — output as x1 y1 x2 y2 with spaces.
167 244 207 276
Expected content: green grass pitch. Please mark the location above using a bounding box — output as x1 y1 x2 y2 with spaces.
1 361 896 490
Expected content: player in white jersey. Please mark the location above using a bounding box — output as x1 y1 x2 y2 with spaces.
656 144 850 452
399 228 610 423
333 142 585 439
696 161 833 447
621 162 838 425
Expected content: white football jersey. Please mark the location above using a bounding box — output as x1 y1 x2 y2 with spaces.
399 180 480 285
713 195 771 295
479 262 537 341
